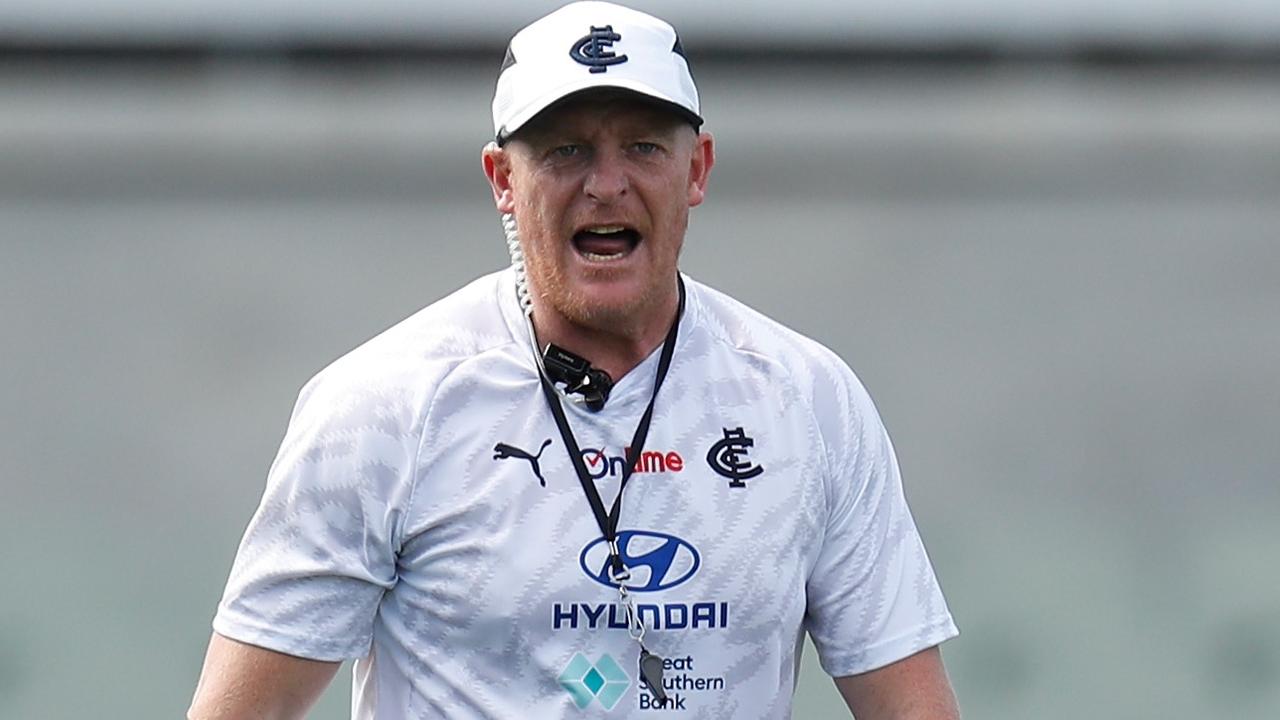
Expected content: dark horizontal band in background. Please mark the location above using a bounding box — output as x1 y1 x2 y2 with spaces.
2 40 1280 67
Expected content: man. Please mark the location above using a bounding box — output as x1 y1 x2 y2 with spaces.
189 2 960 718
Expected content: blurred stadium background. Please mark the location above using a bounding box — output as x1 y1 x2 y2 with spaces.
2 1 1278 718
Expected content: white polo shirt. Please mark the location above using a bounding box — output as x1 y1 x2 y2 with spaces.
213 269 958 718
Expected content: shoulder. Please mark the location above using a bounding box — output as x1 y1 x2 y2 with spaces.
290 270 521 428
686 276 872 408
684 276 885 474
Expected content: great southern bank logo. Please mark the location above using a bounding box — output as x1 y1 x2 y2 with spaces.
559 652 630 710
580 530 700 592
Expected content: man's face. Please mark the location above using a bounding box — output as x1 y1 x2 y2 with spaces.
484 93 714 334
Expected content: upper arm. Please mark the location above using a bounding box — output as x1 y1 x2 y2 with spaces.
804 366 958 675
188 632 342 720
834 646 960 720
213 367 423 661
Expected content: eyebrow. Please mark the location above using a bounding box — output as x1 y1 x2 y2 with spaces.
531 121 683 144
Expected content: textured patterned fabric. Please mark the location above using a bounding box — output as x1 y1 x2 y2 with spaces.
213 269 957 718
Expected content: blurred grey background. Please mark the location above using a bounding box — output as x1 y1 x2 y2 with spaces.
2 1 1278 718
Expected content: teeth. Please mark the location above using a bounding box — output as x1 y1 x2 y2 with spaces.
575 225 633 261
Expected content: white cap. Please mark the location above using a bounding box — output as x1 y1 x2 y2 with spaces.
492 1 702 144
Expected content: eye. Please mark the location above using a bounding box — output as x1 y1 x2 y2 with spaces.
633 141 660 155
552 144 582 158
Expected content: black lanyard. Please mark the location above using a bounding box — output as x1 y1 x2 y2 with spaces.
537 278 685 575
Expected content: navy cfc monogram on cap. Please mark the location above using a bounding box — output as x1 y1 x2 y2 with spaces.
570 25 627 72
491 1 702 145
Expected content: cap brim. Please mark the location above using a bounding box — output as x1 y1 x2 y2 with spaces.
496 78 703 145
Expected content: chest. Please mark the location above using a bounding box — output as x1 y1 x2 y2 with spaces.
400 366 829 620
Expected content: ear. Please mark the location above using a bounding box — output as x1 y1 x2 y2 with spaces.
686 131 715 208
482 142 517 214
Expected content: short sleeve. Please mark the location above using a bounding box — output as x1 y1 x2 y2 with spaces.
212 367 421 662
804 372 958 677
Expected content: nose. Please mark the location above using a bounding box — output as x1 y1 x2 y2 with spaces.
582 151 628 203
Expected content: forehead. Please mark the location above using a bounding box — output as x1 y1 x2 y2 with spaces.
514 90 691 141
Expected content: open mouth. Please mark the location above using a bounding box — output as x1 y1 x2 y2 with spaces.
572 225 641 261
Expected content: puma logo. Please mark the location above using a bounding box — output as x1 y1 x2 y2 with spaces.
493 439 553 487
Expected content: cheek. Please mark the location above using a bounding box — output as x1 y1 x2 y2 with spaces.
514 195 548 233
517 183 568 227
651 183 692 233
514 202 565 264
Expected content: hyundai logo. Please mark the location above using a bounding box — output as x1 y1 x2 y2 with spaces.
579 530 700 592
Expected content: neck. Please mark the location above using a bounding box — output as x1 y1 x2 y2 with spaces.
528 287 680 383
